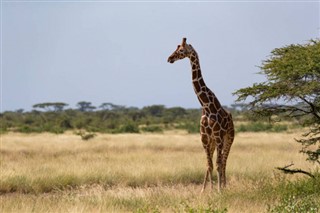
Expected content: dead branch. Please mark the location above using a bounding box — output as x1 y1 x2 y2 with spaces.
276 163 315 178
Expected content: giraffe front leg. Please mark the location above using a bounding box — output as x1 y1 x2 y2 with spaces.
201 170 209 193
201 154 213 193
200 134 213 193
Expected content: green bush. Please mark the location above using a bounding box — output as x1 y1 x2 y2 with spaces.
179 202 228 213
268 195 319 213
141 125 163 133
272 124 288 132
0 127 8 134
237 122 288 132
75 130 96 141
58 117 73 129
114 123 140 133
18 126 42 133
267 173 320 212
177 122 199 133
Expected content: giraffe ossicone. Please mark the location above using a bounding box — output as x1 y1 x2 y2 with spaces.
167 38 235 193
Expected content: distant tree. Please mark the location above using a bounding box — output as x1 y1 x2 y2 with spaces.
15 109 24 114
33 103 50 111
164 107 186 123
230 103 249 112
142 105 166 117
234 39 320 165
99 103 126 111
52 103 68 111
76 101 96 112
100 103 114 110
33 102 68 112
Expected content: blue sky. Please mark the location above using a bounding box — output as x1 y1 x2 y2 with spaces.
1 1 319 111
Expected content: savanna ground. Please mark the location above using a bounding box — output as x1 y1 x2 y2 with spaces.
1 131 319 212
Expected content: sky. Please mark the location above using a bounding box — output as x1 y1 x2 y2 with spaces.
1 0 319 112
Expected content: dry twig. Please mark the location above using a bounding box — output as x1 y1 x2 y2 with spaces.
276 163 315 178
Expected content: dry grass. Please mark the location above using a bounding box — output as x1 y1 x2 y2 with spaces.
0 131 318 212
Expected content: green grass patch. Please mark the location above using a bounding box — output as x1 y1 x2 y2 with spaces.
268 195 319 213
263 173 320 212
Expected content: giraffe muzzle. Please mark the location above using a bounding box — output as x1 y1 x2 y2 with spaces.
167 58 175 63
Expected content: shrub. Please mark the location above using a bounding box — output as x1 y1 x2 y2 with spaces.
0 127 8 134
272 124 288 132
268 173 320 212
177 122 199 133
58 117 73 129
179 202 228 213
114 123 140 133
237 122 288 132
141 125 163 133
268 195 319 213
75 130 96 141
18 126 42 133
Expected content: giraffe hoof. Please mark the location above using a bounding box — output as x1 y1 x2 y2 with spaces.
200 188 205 194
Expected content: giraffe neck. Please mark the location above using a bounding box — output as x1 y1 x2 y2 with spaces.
189 50 210 105
188 49 222 114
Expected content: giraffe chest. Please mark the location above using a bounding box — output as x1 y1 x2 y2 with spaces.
200 114 228 137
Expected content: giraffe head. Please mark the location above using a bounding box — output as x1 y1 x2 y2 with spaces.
167 38 193 63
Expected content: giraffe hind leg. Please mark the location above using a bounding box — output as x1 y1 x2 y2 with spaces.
221 129 235 187
215 138 224 193
208 141 215 190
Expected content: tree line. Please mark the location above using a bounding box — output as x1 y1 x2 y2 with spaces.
0 102 233 134
0 101 296 134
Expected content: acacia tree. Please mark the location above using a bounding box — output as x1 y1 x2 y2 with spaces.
234 39 320 166
99 103 126 111
76 101 96 112
33 102 68 112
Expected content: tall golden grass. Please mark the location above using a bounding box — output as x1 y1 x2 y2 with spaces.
0 131 318 212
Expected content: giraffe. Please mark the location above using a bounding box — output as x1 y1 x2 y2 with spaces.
167 38 235 193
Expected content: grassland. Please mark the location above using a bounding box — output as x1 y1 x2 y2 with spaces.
1 131 319 212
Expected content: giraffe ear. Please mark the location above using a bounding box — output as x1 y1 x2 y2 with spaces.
181 38 187 47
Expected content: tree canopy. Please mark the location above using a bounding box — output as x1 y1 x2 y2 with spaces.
234 39 320 165
33 102 68 112
76 101 96 112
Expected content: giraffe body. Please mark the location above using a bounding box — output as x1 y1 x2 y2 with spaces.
168 38 235 192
